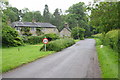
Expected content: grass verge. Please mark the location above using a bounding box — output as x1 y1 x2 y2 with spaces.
95 38 118 78
74 39 80 43
2 44 55 73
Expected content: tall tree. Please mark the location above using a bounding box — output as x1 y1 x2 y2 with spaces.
53 8 62 31
22 10 43 22
43 4 50 22
66 2 88 29
90 2 119 33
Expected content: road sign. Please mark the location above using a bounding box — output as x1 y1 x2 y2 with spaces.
42 38 48 44
42 38 48 51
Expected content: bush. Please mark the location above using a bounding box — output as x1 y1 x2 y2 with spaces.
43 33 60 41
91 33 103 38
93 29 119 52
22 33 59 44
103 30 119 52
71 27 85 40
2 26 24 47
40 38 75 51
25 36 43 44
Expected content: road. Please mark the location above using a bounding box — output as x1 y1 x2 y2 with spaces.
3 39 101 78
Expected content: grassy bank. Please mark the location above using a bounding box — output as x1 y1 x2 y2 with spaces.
2 44 54 73
95 38 118 78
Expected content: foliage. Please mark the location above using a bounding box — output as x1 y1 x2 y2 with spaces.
36 28 44 36
93 29 119 53
71 27 85 40
66 2 88 30
22 10 43 22
95 38 118 78
2 44 54 72
52 8 63 31
21 27 32 36
43 33 60 41
90 2 119 33
103 30 119 52
43 4 50 22
22 33 59 44
2 26 23 47
40 38 75 51
2 7 20 22
24 36 43 44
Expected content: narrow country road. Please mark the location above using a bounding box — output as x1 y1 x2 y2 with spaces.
3 39 101 78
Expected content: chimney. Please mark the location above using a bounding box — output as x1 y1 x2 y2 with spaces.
64 23 69 28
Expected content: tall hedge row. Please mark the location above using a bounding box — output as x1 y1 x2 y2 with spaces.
40 38 75 51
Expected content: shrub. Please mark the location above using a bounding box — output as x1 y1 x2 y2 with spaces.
93 29 119 52
91 33 103 38
40 38 75 51
2 26 23 47
26 36 43 44
103 30 119 52
43 33 60 41
71 27 85 40
22 33 60 44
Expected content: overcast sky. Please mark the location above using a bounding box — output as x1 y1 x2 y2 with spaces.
9 0 93 14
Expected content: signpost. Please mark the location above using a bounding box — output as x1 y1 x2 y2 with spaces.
42 38 48 51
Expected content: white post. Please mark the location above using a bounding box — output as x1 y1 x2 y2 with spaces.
45 44 46 51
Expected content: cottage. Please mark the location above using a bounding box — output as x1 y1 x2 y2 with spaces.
60 23 71 38
11 21 59 36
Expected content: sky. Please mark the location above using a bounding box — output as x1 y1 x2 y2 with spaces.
9 0 93 14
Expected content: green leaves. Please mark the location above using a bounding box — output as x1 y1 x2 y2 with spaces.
90 2 119 33
71 27 85 40
2 26 23 47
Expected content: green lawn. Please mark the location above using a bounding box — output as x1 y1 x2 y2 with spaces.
2 44 55 73
95 38 118 78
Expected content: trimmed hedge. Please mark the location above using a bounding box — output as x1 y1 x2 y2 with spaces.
92 29 119 52
104 30 119 52
40 38 75 51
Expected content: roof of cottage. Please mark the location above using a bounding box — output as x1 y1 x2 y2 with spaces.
11 22 56 28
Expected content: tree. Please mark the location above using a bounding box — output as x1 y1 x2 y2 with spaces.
33 11 43 22
90 2 119 33
71 27 85 40
2 25 23 47
66 2 88 29
52 8 63 31
22 11 34 22
3 7 20 22
43 4 50 22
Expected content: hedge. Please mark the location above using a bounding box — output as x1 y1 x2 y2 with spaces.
22 33 59 44
40 38 75 51
104 30 119 52
92 29 119 52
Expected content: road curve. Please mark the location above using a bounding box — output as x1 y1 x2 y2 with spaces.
3 39 101 78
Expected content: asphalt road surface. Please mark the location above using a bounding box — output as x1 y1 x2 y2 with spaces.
3 39 101 78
